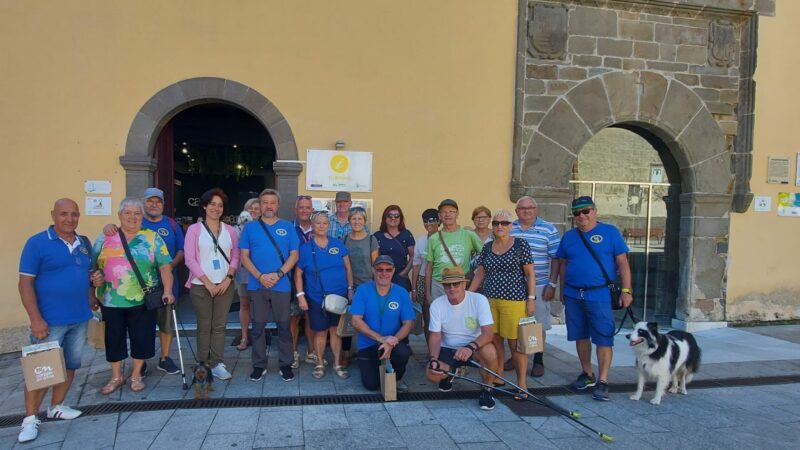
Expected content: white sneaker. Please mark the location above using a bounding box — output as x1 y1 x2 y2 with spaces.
211 363 232 380
46 404 82 420
291 352 300 369
18 415 40 443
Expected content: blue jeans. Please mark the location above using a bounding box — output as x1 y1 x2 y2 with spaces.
30 321 88 370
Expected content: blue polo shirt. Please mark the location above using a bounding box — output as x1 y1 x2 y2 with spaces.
350 281 415 350
142 216 184 297
18 226 93 325
296 238 348 302
555 222 628 301
240 218 299 292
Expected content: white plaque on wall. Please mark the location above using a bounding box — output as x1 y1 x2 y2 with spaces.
84 180 112 194
85 197 112 216
767 156 790 184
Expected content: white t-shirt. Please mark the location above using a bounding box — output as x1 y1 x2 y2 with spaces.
191 225 233 285
428 291 493 349
413 233 430 274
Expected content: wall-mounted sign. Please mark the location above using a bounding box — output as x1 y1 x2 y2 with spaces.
777 192 800 217
796 153 800 186
767 156 790 184
85 197 112 216
306 149 373 192
84 180 112 194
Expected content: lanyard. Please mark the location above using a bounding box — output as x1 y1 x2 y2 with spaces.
374 284 391 320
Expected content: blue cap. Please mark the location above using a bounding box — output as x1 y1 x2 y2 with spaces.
143 188 164 201
571 196 595 210
373 255 395 268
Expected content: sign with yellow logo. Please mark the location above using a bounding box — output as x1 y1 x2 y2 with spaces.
307 149 373 192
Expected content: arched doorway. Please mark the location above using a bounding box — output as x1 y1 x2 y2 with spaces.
120 77 303 219
571 127 680 323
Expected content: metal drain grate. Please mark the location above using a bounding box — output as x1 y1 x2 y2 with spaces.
1 375 798 428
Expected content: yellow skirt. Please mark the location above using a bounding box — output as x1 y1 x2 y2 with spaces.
489 298 527 340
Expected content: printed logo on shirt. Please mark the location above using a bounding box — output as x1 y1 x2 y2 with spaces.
447 243 466 264
465 316 478 331
79 246 89 255
157 227 170 237
275 228 287 236
388 301 399 310
590 234 603 244
329 247 340 255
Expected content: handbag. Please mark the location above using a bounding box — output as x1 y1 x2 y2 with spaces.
336 313 358 337
577 229 623 310
310 239 349 315
119 230 166 310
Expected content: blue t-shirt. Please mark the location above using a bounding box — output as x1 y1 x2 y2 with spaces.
239 219 300 293
350 281 415 350
297 238 349 302
555 222 629 301
142 216 184 297
18 227 93 325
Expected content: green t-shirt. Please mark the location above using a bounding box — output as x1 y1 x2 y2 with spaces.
424 228 483 281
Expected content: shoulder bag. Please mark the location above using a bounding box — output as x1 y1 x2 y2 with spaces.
577 230 623 310
118 230 165 310
310 239 349 315
437 230 458 267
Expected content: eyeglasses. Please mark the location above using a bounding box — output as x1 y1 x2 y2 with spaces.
423 219 439 224
375 268 394 273
572 208 594 217
387 213 401 219
296 195 312 200
473 216 490 220
516 206 536 211
491 220 512 227
442 282 462 289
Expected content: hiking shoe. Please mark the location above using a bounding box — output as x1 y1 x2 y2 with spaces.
530 362 545 377
280 366 295 382
593 381 610 401
46 404 82 420
438 376 453 392
397 380 409 393
18 415 40 443
211 363 232 380
570 372 596 390
250 367 265 381
479 388 496 411
158 357 180 375
291 351 300 369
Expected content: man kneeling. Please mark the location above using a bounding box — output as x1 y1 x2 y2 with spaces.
427 266 498 410
351 256 415 392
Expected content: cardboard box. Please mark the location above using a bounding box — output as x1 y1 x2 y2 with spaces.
380 361 397 402
516 317 544 355
21 341 66 391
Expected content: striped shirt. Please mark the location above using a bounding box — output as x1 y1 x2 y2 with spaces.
510 217 560 287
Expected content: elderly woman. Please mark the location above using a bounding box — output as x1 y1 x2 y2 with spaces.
470 206 493 243
295 211 354 379
234 197 260 350
341 206 379 367
468 209 535 398
184 188 239 380
92 198 174 394
373 205 415 291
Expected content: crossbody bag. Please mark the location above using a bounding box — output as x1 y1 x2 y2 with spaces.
310 239 349 315
118 230 165 310
576 230 623 310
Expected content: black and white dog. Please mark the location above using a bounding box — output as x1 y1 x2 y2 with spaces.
626 322 701 405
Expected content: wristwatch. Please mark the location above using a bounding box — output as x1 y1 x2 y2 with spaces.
276 269 285 279
547 281 558 289
621 288 633 294
226 274 234 280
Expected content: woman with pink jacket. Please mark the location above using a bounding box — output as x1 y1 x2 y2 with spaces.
184 188 240 380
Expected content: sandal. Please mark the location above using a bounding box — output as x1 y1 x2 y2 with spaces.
514 390 529 401
312 365 325 379
334 365 350 379
129 376 145 392
101 377 124 395
236 336 249 351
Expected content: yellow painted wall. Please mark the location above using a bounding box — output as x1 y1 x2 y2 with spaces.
0 0 518 329
726 2 800 320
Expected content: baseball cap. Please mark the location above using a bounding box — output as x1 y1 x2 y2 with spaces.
438 198 458 211
421 208 439 223
143 188 164 201
373 255 395 268
571 196 595 210
335 192 352 202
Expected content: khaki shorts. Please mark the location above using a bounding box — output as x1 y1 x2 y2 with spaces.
489 298 527 340
532 285 552 331
157 304 173 335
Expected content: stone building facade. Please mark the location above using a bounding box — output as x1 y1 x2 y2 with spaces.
510 0 775 328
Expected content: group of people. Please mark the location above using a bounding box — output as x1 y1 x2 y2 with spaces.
17 187 633 443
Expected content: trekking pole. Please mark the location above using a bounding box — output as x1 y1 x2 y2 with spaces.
464 359 614 443
171 304 189 390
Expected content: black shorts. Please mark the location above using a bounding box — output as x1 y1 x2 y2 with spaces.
101 304 157 362
438 347 469 371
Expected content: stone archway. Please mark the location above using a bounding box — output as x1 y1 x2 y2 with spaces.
517 71 731 328
120 77 302 218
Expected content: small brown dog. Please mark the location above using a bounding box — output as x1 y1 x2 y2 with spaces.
191 362 214 400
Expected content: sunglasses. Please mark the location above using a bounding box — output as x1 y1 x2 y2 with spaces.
296 195 312 200
375 268 394 273
572 208 594 217
442 282 462 288
423 219 439 224
491 220 512 227
387 213 401 219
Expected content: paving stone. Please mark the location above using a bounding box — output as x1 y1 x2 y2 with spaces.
151 408 218 449
61 413 118 449
207 407 260 434
200 432 255 449
526 415 585 439
302 404 349 431
350 420 406 449
254 410 304 448
302 428 356 450
396 424 458 449
113 430 160 449
386 402 439 427
9 419 71 449
431 407 500 444
486 420 559 449
457 443 509 450
117 409 174 432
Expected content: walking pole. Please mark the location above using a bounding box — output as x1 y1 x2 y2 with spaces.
171 304 189 390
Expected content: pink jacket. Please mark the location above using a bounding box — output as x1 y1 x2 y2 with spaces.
183 222 240 288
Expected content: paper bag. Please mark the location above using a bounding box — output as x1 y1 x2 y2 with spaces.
411 303 424 336
87 318 105 349
516 316 544 355
380 361 397 402
21 341 67 391
336 313 358 337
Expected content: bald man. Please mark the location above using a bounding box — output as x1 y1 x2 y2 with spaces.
17 199 103 443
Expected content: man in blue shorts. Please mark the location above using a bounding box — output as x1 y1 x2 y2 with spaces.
350 255 415 392
240 188 300 382
18 199 103 443
553 196 632 401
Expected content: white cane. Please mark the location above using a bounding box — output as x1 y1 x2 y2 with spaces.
171 304 189 390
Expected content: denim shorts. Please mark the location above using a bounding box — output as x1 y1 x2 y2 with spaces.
564 296 614 347
30 321 88 370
